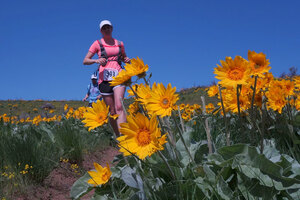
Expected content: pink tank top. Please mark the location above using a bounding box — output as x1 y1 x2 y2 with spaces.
88 38 125 84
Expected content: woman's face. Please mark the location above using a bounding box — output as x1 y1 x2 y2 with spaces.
101 25 113 38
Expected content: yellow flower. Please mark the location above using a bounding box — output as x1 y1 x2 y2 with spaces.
181 112 190 121
87 163 112 186
223 87 251 113
294 76 300 91
281 79 295 96
145 83 179 117
127 84 139 97
110 69 132 86
247 76 268 93
179 103 185 110
248 50 271 77
207 85 219 97
136 83 155 105
117 113 167 160
74 106 87 119
125 57 149 78
267 93 287 114
295 96 300 110
268 79 292 98
127 101 140 115
214 56 251 87
110 114 119 120
194 104 201 110
82 100 109 131
32 115 42 126
206 103 215 114
254 91 263 108
64 104 69 111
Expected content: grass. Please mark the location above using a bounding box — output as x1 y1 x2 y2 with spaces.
0 117 111 198
0 100 87 118
0 86 216 117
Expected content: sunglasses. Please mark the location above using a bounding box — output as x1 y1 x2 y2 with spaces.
101 25 112 30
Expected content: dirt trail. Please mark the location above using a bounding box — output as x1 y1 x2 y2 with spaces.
16 146 120 200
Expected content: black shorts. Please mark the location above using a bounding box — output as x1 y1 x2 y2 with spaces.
99 81 125 96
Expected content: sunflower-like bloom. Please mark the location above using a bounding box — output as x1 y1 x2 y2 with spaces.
74 106 87 119
117 113 167 160
266 81 288 113
181 112 191 121
248 50 271 77
214 56 251 87
295 96 300 110
294 76 300 91
262 72 274 89
222 87 251 113
206 103 215 114
127 101 140 115
179 103 186 110
281 79 295 96
87 163 112 186
64 104 69 112
207 85 219 97
268 79 292 98
247 76 268 93
254 91 263 108
266 92 287 114
145 83 179 117
110 69 132 86
125 57 149 78
127 84 139 97
82 100 109 131
135 83 156 105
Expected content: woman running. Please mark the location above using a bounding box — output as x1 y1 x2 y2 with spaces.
83 20 130 136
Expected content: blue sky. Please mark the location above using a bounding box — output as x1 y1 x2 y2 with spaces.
1 0 300 100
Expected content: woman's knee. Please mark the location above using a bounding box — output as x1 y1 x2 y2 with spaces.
115 103 123 113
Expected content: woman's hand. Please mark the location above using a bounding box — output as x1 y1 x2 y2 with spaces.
95 58 107 65
123 57 131 63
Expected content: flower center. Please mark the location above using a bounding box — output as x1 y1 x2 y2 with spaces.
228 68 244 81
102 171 109 181
275 99 285 106
97 113 106 123
160 98 170 108
137 128 151 146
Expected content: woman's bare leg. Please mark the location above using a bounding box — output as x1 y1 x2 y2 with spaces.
102 95 120 137
113 86 126 130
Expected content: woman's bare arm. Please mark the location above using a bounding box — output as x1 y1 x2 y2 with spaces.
83 51 106 65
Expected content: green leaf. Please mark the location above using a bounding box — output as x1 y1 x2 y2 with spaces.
70 172 93 199
91 194 109 200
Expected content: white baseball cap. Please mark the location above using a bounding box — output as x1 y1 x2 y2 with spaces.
91 74 98 79
99 20 112 30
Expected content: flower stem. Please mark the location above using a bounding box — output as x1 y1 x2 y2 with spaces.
260 94 267 154
218 85 230 146
201 96 213 154
237 85 241 118
128 85 149 118
250 75 258 143
143 77 149 85
171 111 195 164
120 97 128 116
250 75 258 112
177 106 185 133
158 151 176 180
